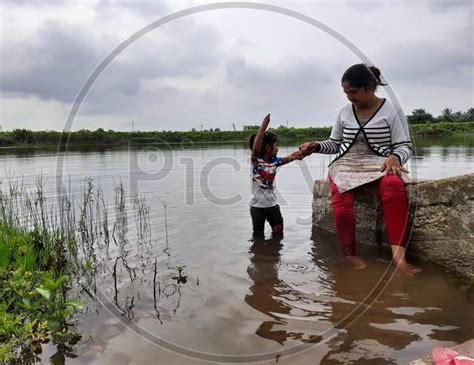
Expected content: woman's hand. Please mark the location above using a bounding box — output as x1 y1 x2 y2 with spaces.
294 149 305 161
380 155 408 177
298 141 319 156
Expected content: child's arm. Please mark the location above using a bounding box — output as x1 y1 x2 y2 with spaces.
280 141 319 166
279 141 319 166
252 113 271 158
279 149 304 166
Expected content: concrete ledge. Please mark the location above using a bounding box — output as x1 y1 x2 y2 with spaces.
312 173 474 279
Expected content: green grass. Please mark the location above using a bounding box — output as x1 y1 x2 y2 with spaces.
0 226 38 272
410 121 474 136
0 179 87 364
0 176 155 363
0 223 83 363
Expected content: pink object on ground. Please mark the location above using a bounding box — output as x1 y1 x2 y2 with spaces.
432 347 474 365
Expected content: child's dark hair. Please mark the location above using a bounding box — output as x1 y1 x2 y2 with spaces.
341 64 388 90
249 131 279 156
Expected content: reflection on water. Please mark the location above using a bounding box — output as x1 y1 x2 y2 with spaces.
0 139 472 364
246 239 287 343
244 228 473 364
246 238 324 345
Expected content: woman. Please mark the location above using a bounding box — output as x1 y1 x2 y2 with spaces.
301 64 421 275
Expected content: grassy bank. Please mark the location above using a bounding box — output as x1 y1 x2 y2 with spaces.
0 224 82 363
1 122 471 148
409 121 474 137
0 179 89 363
0 178 101 363
0 177 162 363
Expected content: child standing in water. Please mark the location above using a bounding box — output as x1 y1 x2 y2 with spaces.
249 113 308 240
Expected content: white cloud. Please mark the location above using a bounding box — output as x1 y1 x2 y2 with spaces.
0 92 69 131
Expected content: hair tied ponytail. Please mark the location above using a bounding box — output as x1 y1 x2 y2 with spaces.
368 65 388 86
341 63 388 90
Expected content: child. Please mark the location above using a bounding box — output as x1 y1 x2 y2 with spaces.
249 113 308 240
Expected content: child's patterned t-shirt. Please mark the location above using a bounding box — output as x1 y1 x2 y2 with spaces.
250 156 283 208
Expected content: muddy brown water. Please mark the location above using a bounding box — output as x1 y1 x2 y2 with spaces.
1 142 473 364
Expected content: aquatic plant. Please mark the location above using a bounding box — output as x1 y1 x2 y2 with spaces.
0 175 186 362
0 224 82 363
172 265 188 284
0 177 117 362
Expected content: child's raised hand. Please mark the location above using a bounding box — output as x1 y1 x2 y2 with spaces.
261 113 271 129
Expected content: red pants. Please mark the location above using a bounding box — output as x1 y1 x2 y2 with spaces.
329 175 409 256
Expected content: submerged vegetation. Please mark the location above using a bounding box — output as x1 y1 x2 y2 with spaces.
0 177 190 363
0 181 84 363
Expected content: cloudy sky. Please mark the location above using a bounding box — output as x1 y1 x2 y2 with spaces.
0 0 472 131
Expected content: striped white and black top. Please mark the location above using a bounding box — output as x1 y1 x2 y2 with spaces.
318 99 413 166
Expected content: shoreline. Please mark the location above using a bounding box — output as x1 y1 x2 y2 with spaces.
0 122 472 149
0 129 473 151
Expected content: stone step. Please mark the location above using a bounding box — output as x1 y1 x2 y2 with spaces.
312 173 474 279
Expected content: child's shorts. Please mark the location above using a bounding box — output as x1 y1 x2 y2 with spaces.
250 204 283 238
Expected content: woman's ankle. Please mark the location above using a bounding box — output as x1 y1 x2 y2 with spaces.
390 244 407 263
345 255 367 269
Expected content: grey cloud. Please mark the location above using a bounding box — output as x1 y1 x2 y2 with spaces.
0 21 102 102
225 56 335 95
345 0 390 12
1 14 223 106
223 56 342 124
2 0 169 15
98 22 222 81
379 28 473 87
427 0 472 13
1 0 74 8
82 56 342 130
80 21 223 114
81 83 181 117
95 0 169 19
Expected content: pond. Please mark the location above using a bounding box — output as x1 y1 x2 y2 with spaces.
1 137 473 364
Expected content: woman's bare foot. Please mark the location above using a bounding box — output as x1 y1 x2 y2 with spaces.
345 256 367 270
390 245 422 275
394 258 422 275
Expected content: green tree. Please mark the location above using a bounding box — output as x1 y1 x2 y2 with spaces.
440 108 453 122
243 125 259 130
12 129 35 143
463 108 474 121
451 111 464 122
407 109 434 124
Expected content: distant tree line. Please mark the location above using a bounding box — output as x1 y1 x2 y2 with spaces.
0 126 332 147
0 107 472 147
407 107 474 124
